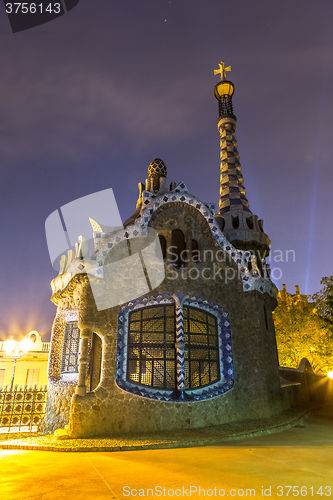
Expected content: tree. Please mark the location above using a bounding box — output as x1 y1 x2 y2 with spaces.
312 276 333 325
273 287 333 373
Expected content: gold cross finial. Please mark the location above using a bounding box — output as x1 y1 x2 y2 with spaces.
214 61 231 81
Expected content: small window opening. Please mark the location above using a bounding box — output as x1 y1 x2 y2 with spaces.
172 229 186 268
191 239 200 263
264 305 268 330
231 215 239 229
246 216 254 230
248 258 252 272
89 332 102 392
158 235 167 259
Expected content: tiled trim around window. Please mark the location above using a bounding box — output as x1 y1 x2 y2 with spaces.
116 294 234 401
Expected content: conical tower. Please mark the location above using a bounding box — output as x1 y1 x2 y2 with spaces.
213 61 270 261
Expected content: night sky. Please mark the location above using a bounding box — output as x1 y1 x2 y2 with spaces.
1 0 333 341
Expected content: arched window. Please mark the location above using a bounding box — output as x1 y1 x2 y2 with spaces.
171 229 186 267
61 321 81 373
191 239 200 263
117 294 234 401
89 333 103 391
231 215 239 229
264 305 269 330
158 234 167 260
127 304 218 389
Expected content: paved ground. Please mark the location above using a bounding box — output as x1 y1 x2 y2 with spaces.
1 406 333 500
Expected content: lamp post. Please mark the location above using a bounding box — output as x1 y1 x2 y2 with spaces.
3 333 34 391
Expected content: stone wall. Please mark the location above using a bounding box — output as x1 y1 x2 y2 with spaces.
40 383 76 434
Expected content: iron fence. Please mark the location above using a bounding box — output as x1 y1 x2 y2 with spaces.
0 385 47 432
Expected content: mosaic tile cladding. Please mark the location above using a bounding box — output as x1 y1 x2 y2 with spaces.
43 65 291 438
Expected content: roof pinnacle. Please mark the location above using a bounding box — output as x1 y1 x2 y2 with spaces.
213 61 271 258
213 61 231 81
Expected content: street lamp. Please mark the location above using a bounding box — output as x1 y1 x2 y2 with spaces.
3 332 35 390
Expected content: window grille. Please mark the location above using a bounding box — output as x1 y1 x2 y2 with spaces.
127 304 219 391
183 306 219 389
127 305 176 389
61 321 81 373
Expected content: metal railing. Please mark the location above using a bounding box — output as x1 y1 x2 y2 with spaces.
0 341 50 352
0 385 48 433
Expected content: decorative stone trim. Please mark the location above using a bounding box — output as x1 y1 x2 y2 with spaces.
173 294 186 395
116 293 234 402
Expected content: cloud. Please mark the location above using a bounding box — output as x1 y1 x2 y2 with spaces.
0 49 207 166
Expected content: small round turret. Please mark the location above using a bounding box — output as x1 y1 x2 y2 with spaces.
147 158 168 193
148 158 167 178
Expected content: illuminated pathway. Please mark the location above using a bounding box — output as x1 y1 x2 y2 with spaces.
1 407 333 499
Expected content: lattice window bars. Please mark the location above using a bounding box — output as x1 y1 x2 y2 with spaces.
117 294 234 401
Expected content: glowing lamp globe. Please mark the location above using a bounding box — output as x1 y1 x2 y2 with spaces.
327 371 333 379
3 338 17 356
214 80 235 100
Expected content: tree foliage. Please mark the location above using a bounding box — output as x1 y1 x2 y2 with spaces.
273 287 333 373
312 276 333 325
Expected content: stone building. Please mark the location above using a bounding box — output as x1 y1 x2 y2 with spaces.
42 63 289 438
0 332 49 388
277 284 310 310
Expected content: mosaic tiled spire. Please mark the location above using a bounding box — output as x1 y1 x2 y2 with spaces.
213 62 271 258
218 117 251 215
